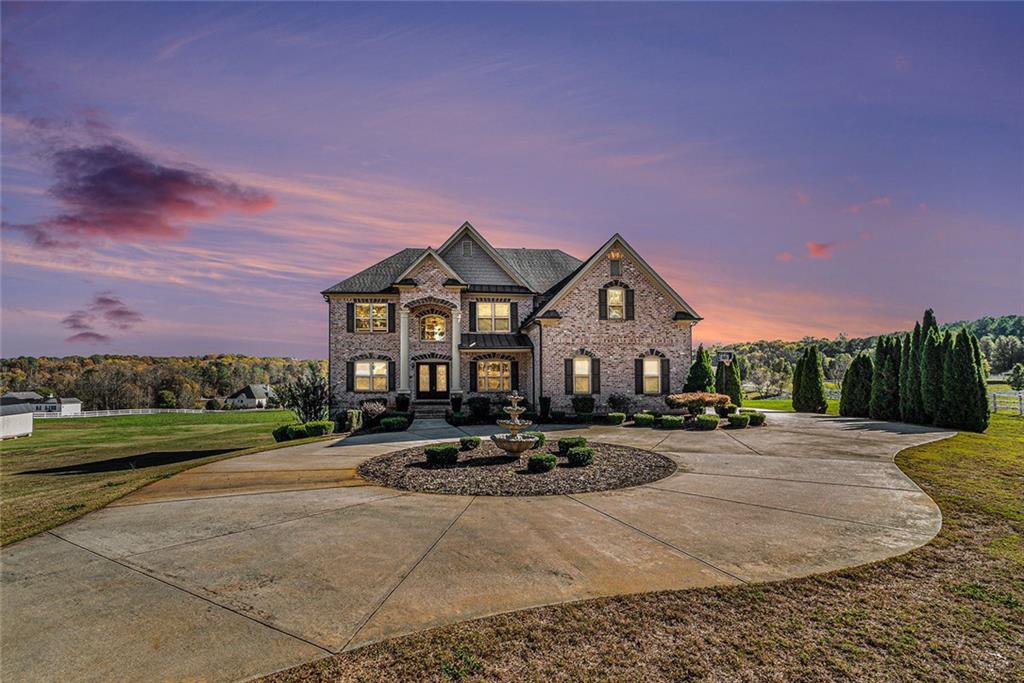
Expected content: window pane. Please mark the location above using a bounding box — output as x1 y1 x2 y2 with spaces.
574 377 590 393
355 304 370 318
371 304 387 318
607 288 623 305
355 377 370 391
478 318 493 332
372 361 388 376
477 303 492 318
419 365 430 390
493 303 509 317
644 376 660 394
422 316 445 341
436 365 447 391
355 362 370 376
644 357 660 376
372 376 388 391
574 357 591 375
608 305 623 319
494 318 510 331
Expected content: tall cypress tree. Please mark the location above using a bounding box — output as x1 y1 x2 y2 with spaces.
683 345 715 392
898 334 913 421
906 322 925 424
725 358 743 407
870 336 901 421
969 332 990 432
921 308 938 341
920 328 944 423
935 331 960 428
793 346 828 413
840 353 873 417
715 360 727 397
792 351 804 404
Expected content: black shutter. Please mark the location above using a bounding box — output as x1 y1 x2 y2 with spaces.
346 303 355 333
469 361 478 392
598 288 608 320
511 360 519 390
625 289 635 320
346 361 355 391
510 301 519 329
469 302 477 332
565 358 573 395
592 358 601 395
387 303 396 333
388 361 396 391
634 358 643 394
661 358 670 395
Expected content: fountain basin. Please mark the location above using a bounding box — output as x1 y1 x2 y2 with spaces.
491 434 538 454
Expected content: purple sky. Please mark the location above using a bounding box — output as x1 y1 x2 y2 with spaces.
2 2 1021 359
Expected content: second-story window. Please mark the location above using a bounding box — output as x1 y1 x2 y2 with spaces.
355 303 388 333
476 302 510 332
606 287 625 319
421 315 446 342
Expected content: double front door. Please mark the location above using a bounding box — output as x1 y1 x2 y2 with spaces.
416 362 449 399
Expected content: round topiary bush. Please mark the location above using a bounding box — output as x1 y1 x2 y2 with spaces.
715 403 738 417
286 424 309 440
606 412 626 425
727 413 750 428
659 415 685 429
632 412 656 427
527 452 557 473
694 414 720 431
523 431 546 449
747 412 766 426
425 443 460 467
566 446 595 467
558 436 587 454
304 420 334 436
380 417 409 432
459 435 482 450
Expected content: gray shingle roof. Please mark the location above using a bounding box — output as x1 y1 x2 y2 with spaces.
496 248 583 293
228 384 275 400
1 403 34 416
322 248 426 294
2 391 43 401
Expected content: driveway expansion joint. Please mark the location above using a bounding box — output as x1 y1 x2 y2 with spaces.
675 470 922 492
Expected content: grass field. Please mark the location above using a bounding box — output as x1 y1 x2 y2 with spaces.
266 414 1023 682
0 410 308 545
743 397 841 414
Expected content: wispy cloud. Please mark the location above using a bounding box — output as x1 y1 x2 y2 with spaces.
805 241 838 259
157 29 218 61
59 291 143 343
843 196 891 214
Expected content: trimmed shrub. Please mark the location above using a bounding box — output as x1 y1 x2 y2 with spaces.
665 392 730 413
459 435 481 451
466 396 491 421
747 411 766 426
380 417 409 432
840 354 874 418
694 414 719 431
571 395 596 414
794 346 828 414
395 393 411 412
286 424 309 440
607 393 632 414
632 412 656 427
205 398 222 411
523 431 546 449
1009 362 1024 391
344 409 363 432
424 443 459 467
715 357 743 407
659 415 685 429
304 420 334 436
715 403 738 417
606 412 626 425
385 410 412 422
566 446 595 467
558 436 587 454
727 414 750 428
360 400 387 428
527 453 557 473
683 344 716 392
272 424 292 442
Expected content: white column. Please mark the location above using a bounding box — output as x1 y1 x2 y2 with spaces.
450 308 462 394
399 307 410 393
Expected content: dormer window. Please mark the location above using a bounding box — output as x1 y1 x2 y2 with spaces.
606 287 625 319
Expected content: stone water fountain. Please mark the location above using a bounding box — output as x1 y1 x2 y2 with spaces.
491 390 538 455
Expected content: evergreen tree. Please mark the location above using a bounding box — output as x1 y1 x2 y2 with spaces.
898 333 913 421
921 308 939 341
906 322 925 424
869 336 901 420
793 346 828 413
969 332 990 432
935 332 960 428
715 360 727 397
920 328 944 423
683 345 715 392
722 358 743 407
792 352 804 403
839 353 873 417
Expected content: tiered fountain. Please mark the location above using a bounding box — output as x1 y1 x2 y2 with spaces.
491 390 538 455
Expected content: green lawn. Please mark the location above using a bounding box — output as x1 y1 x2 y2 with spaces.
0 410 309 545
743 397 841 415
266 415 1024 682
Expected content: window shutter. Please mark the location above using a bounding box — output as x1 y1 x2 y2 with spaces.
564 359 573 395
510 301 519 329
634 358 643 394
469 361 478 392
346 303 355 333
387 303 396 333
661 358 670 395
592 358 601 395
388 360 396 391
469 302 477 332
511 360 519 390
598 287 608 320
625 288 635 320
346 361 354 391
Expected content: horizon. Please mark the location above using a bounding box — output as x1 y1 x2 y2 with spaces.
3 2 1022 357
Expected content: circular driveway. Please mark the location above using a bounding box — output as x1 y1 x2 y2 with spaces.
1 413 951 682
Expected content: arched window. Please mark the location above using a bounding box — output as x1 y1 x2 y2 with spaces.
421 315 446 342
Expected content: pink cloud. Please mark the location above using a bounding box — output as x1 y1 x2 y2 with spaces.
844 196 891 214
60 291 143 343
775 251 795 262
805 241 838 259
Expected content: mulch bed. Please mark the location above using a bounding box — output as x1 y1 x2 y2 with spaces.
357 440 677 496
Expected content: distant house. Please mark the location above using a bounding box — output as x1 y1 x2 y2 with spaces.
33 396 83 416
0 403 34 439
1 391 44 406
715 351 735 366
225 384 276 409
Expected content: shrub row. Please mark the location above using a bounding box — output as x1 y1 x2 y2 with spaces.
272 419 334 442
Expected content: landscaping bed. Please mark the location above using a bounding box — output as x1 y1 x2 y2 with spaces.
357 440 677 496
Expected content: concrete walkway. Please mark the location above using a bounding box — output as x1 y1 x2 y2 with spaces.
0 414 951 682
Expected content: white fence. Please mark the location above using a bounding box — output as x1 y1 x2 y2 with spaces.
991 392 1023 417
33 408 207 419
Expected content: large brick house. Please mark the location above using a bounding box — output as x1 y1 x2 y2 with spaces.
322 222 701 416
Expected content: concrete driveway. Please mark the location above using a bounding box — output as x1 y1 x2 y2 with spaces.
0 413 951 682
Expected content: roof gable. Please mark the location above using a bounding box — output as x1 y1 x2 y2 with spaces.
394 248 465 284
438 222 531 289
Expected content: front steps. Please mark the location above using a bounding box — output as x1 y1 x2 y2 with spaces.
412 400 449 419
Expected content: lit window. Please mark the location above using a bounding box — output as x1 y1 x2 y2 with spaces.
476 302 510 332
478 360 511 392
643 356 661 394
354 360 388 392
421 315 446 342
607 287 625 319
355 303 388 333
574 356 591 394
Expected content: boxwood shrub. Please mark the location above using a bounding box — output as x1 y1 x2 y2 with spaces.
272 424 292 442
304 420 334 436
694 414 720 431
527 452 557 473
632 412 656 427
459 435 481 450
571 395 596 414
659 415 685 429
425 443 460 467
558 436 587 454
605 412 626 425
286 424 309 440
381 417 409 432
344 409 363 432
523 431 546 449
715 403 739 417
727 413 750 428
567 446 595 467
747 411 766 426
